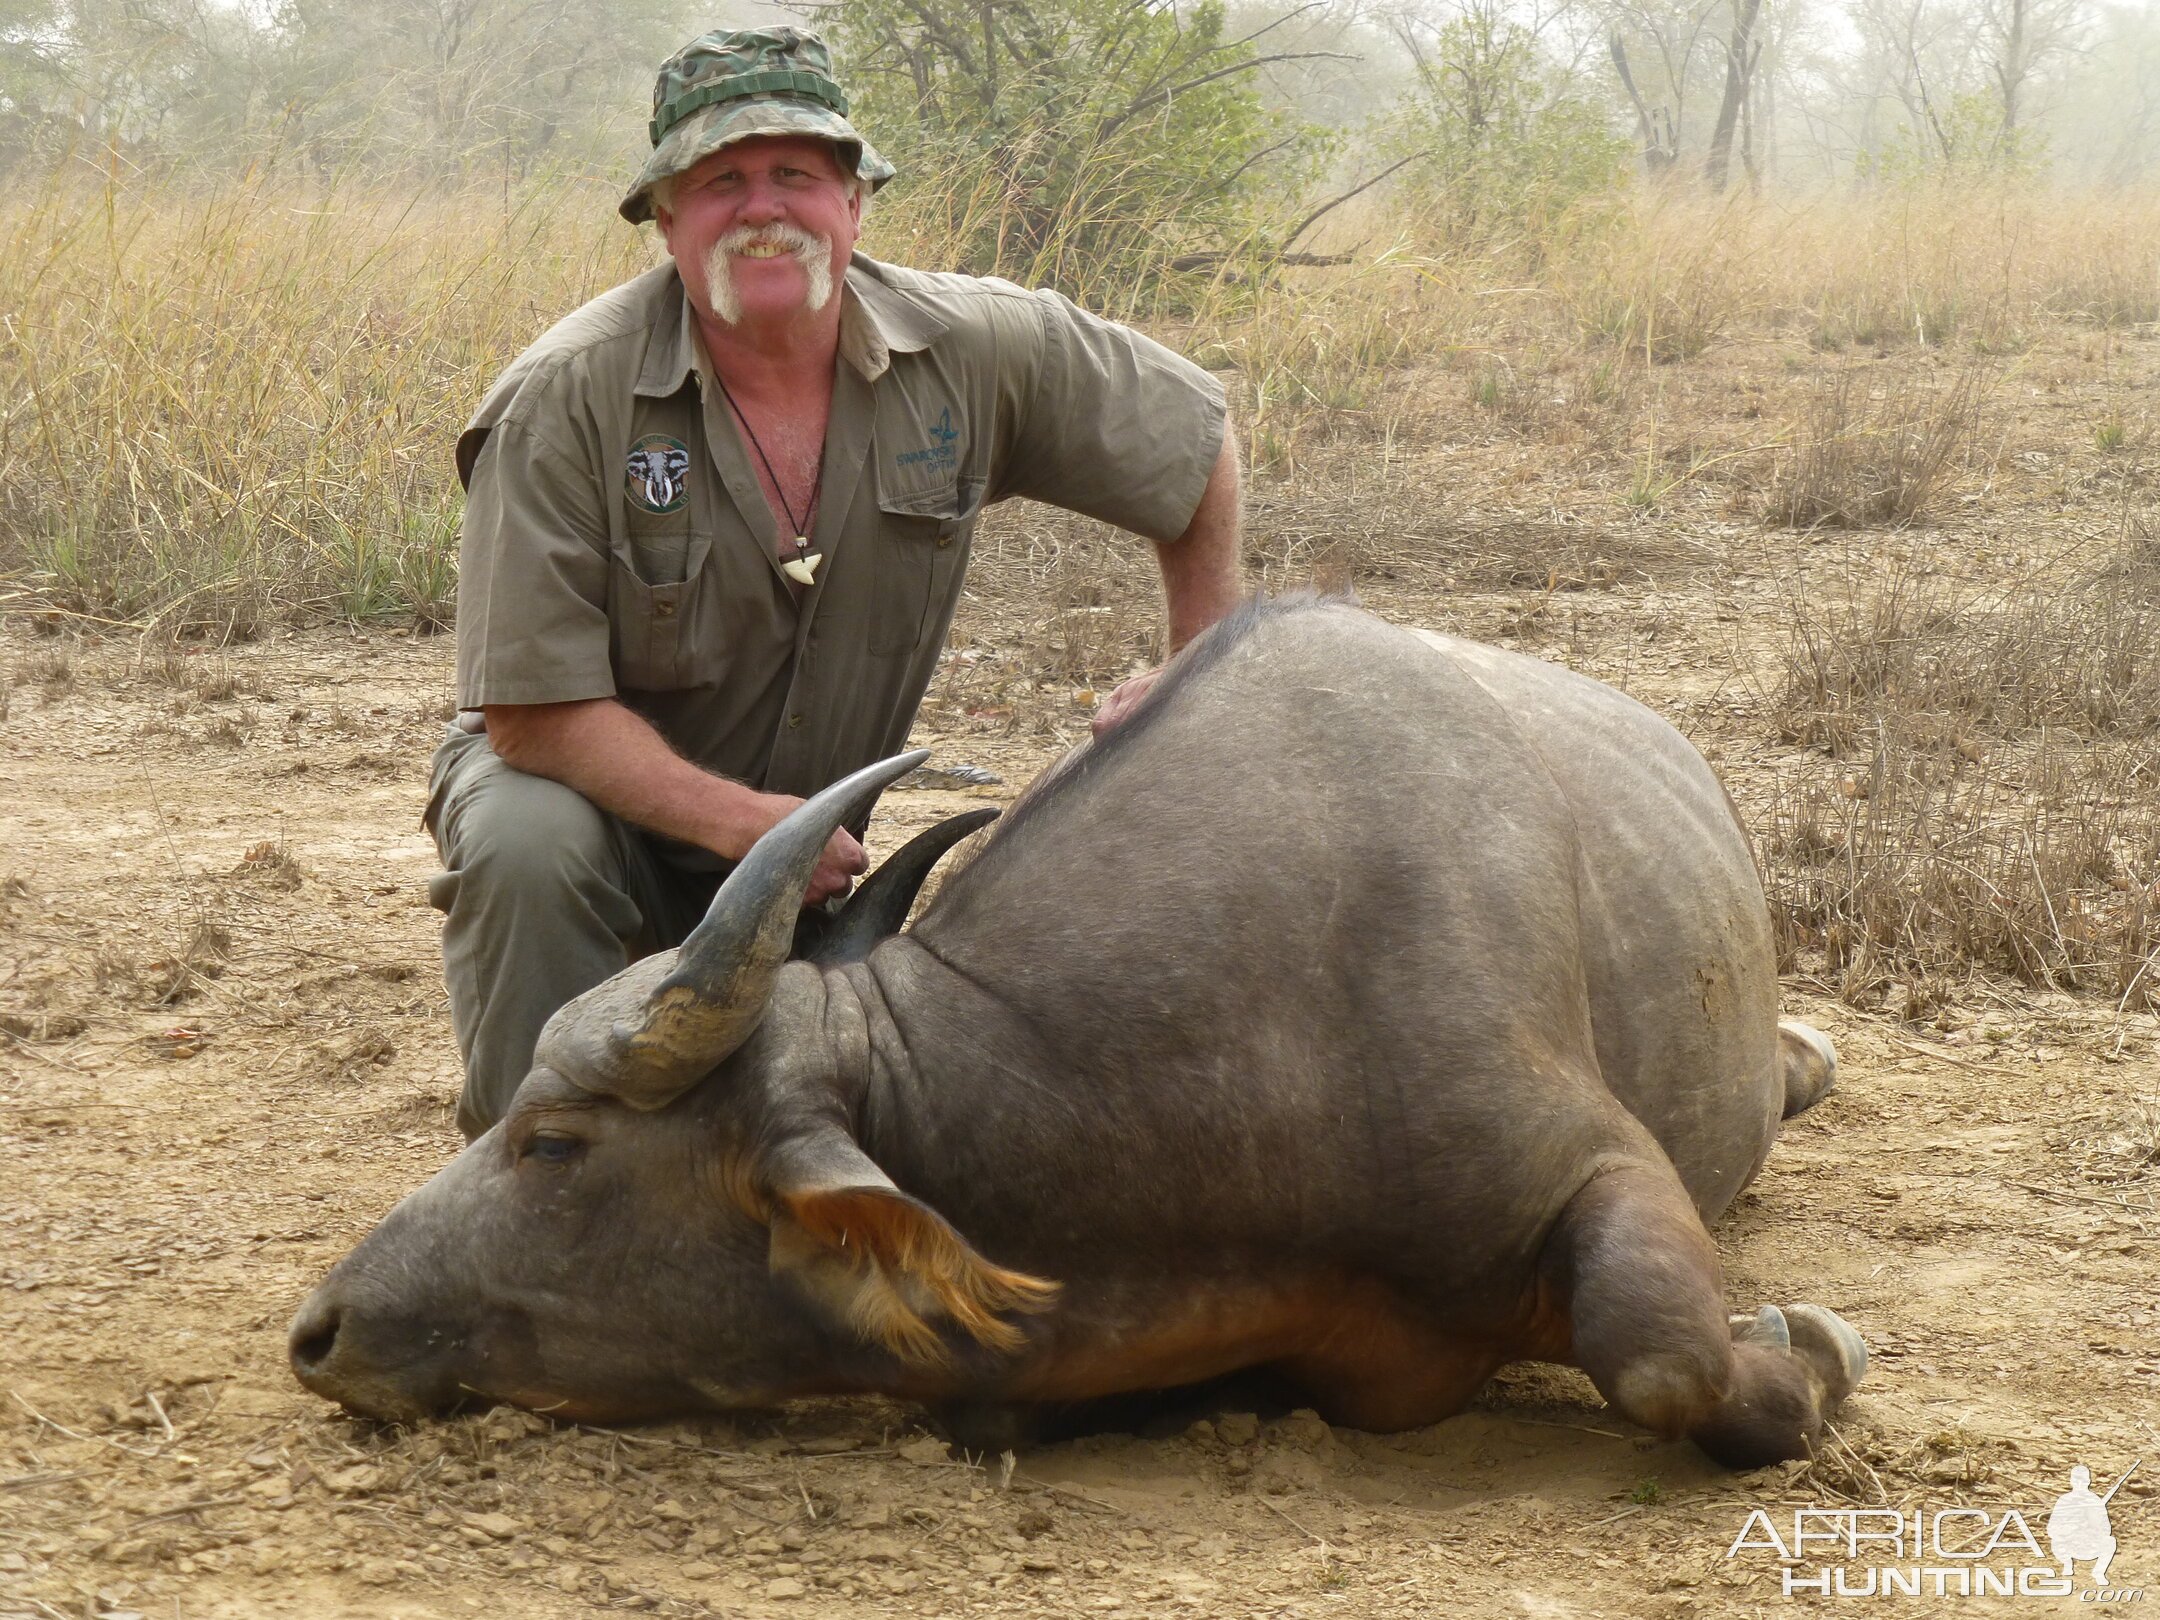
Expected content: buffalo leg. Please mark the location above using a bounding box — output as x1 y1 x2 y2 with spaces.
1544 1159 1866 1467
1778 1019 1839 1118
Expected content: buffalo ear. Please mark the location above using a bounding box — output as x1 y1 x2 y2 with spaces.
759 1128 1058 1367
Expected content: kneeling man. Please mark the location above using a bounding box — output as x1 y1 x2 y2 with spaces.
428 26 1241 1138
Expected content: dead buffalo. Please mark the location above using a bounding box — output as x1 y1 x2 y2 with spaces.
290 598 1864 1466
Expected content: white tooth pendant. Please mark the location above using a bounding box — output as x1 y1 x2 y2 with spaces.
782 548 822 585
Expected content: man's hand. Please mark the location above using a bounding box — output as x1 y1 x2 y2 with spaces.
1091 669 1162 737
808 826 870 904
749 794 868 904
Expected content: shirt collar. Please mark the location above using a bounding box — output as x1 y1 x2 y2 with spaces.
633 257 946 396
843 256 947 378
634 274 698 399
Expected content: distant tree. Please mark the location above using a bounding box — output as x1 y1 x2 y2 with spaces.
0 0 250 165
1597 0 1727 165
1608 31 1677 172
1701 0 1761 190
263 0 698 179
1388 2 1629 242
821 0 1333 296
1858 85 2043 177
0 0 707 179
1979 0 2081 161
2048 0 2160 184
1845 0 2079 178
0 0 71 161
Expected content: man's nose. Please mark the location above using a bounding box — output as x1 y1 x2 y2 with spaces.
736 177 788 223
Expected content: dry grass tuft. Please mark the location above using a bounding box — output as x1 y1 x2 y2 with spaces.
0 176 644 636
232 838 305 891
1759 544 2160 1005
925 515 1163 736
12 643 77 698
1556 192 1762 363
1794 1422 1895 1505
1239 480 1722 596
135 639 266 702
2057 1092 2160 1185
143 918 233 1006
1032 535 1166 689
1762 369 1987 529
1762 728 2159 1003
201 708 259 749
1770 564 2160 753
306 1027 399 1084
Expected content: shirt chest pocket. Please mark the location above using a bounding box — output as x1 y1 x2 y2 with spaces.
870 476 983 657
609 527 713 690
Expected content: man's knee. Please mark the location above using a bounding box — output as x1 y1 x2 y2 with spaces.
432 746 622 907
428 746 648 1138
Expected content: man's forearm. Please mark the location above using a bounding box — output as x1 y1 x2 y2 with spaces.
1087 426 1243 738
482 698 777 859
1159 424 1243 653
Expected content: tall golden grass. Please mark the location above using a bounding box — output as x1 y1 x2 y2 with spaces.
1 172 2157 633
0 177 648 635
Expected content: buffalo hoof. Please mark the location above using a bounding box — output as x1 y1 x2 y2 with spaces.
1778 1021 1839 1118
1729 1303 1791 1351
1693 1301 1868 1468
1783 1302 1869 1403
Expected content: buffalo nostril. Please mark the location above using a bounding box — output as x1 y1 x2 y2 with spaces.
289 1300 343 1373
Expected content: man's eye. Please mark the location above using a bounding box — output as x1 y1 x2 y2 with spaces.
524 1131 584 1164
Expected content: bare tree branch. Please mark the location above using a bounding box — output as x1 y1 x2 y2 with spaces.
1221 1 1330 54
1282 149 1429 250
1100 50 1353 139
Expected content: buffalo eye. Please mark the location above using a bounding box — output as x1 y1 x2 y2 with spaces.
523 1130 586 1166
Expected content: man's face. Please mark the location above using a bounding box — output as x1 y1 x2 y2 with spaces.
656 135 863 332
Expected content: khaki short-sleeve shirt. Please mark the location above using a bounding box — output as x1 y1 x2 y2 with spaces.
453 255 1226 802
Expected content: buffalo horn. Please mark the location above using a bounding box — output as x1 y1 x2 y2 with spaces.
800 809 1000 965
534 750 927 1107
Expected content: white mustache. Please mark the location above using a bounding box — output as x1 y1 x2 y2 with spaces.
704 223 834 323
719 222 823 259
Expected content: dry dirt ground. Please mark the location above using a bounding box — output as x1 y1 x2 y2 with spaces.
4 325 2160 1618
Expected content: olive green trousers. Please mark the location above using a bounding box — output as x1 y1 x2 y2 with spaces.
424 726 724 1140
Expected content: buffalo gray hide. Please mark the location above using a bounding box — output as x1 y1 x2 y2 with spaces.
290 599 1863 1466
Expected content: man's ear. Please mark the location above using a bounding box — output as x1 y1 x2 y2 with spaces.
756 1125 1058 1368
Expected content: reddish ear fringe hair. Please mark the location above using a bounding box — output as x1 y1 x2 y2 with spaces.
784 1186 1060 1366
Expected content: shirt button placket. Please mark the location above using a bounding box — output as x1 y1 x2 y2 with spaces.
772 652 817 782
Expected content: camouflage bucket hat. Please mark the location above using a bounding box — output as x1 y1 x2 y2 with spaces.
620 26 895 225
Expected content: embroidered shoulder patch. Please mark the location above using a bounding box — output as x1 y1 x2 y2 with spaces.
626 434 691 515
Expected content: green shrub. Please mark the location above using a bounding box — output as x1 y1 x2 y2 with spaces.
832 0 1321 308
1382 12 1629 252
